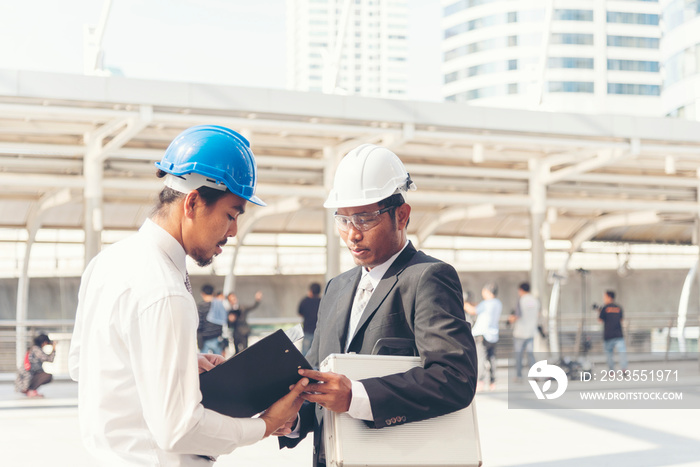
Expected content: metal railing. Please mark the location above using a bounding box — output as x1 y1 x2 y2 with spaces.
0 317 303 375
0 320 76 375
1 314 696 375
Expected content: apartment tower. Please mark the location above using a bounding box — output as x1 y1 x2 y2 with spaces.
286 0 409 97
441 0 663 116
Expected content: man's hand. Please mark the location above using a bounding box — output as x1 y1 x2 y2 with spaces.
197 353 225 374
298 369 352 413
270 414 299 437
260 378 308 437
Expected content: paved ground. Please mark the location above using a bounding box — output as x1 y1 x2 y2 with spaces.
2 366 700 467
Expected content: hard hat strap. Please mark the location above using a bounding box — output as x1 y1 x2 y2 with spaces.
404 173 417 192
163 173 227 194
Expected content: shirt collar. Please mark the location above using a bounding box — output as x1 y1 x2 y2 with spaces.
139 218 188 282
361 240 409 288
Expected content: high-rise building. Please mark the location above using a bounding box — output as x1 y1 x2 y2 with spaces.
441 0 663 116
286 0 409 97
660 0 700 119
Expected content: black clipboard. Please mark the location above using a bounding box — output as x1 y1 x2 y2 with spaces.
199 329 313 418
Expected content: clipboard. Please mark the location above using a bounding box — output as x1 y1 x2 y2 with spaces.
199 329 313 418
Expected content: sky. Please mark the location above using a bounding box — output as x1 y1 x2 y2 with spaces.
0 0 443 101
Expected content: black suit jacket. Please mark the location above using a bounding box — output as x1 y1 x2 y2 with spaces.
280 243 477 465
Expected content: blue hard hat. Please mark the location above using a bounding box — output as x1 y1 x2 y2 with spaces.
155 125 265 206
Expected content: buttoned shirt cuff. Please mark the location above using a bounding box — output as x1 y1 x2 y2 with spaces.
347 380 373 421
285 414 301 439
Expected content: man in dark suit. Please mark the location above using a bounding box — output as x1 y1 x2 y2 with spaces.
278 144 477 466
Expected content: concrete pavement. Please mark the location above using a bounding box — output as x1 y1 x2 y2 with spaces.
2 374 700 467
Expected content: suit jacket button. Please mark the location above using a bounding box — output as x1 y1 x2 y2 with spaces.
401 416 407 422
385 419 392 425
391 417 397 424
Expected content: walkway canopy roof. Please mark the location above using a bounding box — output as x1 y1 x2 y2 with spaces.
1 69 700 249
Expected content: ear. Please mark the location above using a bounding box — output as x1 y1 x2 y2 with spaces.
396 203 411 230
183 190 200 219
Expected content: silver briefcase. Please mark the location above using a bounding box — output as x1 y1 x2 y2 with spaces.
320 353 482 467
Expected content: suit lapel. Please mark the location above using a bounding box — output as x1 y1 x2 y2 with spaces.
347 243 418 351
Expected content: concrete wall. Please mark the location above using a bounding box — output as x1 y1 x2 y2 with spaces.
1 268 696 325
458 269 696 323
0 275 325 322
1 268 698 373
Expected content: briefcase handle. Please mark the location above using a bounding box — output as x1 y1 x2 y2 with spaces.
371 338 418 356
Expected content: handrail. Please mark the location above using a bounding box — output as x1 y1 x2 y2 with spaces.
0 320 76 327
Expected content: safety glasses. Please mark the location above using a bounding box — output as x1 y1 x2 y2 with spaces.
333 206 396 232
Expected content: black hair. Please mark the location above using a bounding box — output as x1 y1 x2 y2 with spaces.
378 193 407 227
201 284 214 295
483 282 498 297
606 290 616 300
519 282 530 293
310 282 321 296
34 334 51 347
378 193 405 210
151 169 231 217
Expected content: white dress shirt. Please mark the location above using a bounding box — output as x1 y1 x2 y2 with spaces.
471 298 503 343
286 240 410 438
69 219 265 466
344 241 408 421
513 293 540 339
286 241 410 438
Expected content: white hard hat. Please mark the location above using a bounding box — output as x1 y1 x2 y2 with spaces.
324 144 417 209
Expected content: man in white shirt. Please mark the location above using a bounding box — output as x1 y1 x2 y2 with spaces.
508 282 540 381
279 144 477 467
465 282 503 391
69 125 307 466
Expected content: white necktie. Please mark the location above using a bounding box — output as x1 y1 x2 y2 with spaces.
346 274 374 351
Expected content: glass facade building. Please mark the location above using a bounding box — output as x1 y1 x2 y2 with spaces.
660 0 700 118
286 0 408 97
441 0 662 115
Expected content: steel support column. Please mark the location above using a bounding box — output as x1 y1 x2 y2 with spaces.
15 189 73 367
529 159 548 351
677 261 695 354
83 107 152 266
678 208 700 353
324 147 341 284
15 220 40 368
84 143 104 265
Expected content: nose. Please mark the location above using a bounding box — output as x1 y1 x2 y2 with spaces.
227 220 238 238
347 222 363 241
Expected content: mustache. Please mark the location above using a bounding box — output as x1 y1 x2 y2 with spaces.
218 239 228 247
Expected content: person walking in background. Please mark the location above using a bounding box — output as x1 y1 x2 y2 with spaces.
599 290 628 371
297 282 322 355
279 144 477 466
15 333 56 398
509 282 540 382
68 125 307 465
465 282 502 391
197 284 227 355
227 290 262 353
212 290 232 355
